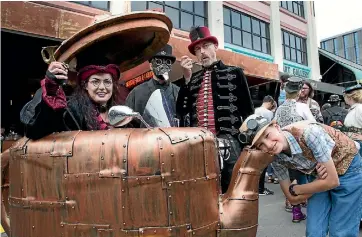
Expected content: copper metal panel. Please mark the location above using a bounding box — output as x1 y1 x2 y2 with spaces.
22 154 66 200
9 205 31 237
127 129 161 176
62 223 110 237
50 130 81 157
64 173 123 225
220 200 258 229
9 152 24 198
159 128 206 181
99 129 133 178
201 131 220 178
158 128 190 144
68 130 104 174
217 225 258 237
139 225 189 237
122 176 168 229
168 178 219 228
188 221 218 237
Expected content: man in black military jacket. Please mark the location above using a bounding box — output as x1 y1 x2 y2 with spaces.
176 26 254 192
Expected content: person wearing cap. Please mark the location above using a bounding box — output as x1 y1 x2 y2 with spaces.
20 61 123 140
176 26 254 193
239 115 362 237
125 44 179 126
298 81 324 123
322 94 348 128
278 73 290 106
343 84 362 156
274 76 315 220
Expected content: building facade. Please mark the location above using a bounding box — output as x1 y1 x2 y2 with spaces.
127 1 321 81
320 28 362 66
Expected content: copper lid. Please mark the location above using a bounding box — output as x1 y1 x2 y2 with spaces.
52 11 172 71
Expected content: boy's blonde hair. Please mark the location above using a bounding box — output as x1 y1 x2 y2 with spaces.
344 89 362 103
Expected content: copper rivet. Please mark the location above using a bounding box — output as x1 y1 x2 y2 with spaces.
161 162 165 165
140 231 144 234
123 222 126 225
87 174 90 177
50 202 53 205
136 178 139 180
171 153 174 157
169 195 172 198
122 206 125 209
169 228 172 231
74 226 76 229
32 226 35 229
102 142 105 145
122 189 124 192
162 176 165 179
193 232 195 235
122 178 126 181
72 206 75 209
111 173 114 176
181 181 184 184
61 224 64 227
168 183 172 186
123 144 126 148
101 157 104 160
147 177 150 180
169 212 173 215
172 169 175 172
65 196 68 200
21 189 24 192
123 159 126 163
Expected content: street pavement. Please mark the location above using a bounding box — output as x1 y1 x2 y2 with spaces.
257 183 362 237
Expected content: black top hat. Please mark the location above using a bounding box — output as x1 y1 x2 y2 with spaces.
328 94 341 102
285 77 302 93
150 44 176 64
344 84 362 94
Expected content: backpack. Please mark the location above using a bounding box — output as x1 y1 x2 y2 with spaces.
324 107 347 129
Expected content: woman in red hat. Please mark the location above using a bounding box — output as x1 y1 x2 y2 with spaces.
20 61 124 139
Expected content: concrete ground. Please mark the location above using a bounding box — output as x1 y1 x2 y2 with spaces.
257 183 362 237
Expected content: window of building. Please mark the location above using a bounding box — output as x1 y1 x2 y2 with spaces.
355 32 361 64
280 1 305 18
131 1 207 31
282 30 307 65
223 6 270 54
73 1 110 11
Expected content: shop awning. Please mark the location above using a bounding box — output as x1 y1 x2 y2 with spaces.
319 48 362 83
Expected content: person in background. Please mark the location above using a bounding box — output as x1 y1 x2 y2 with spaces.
322 94 348 129
125 44 179 127
321 103 331 112
343 84 362 156
255 95 277 195
20 61 124 140
274 77 315 222
298 81 323 123
278 73 290 106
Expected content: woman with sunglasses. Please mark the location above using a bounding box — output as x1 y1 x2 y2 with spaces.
20 61 123 140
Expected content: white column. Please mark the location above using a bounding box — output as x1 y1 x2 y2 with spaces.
109 0 131 15
269 1 283 72
207 1 224 49
304 1 321 81
305 1 321 81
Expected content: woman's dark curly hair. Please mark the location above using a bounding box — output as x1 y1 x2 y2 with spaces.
68 78 123 130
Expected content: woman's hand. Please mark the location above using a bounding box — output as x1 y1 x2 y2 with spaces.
47 61 68 81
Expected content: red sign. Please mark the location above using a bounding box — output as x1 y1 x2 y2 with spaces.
125 71 154 89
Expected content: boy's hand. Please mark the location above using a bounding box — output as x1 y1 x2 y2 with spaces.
316 163 328 179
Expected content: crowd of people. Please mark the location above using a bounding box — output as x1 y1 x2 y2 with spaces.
18 25 362 237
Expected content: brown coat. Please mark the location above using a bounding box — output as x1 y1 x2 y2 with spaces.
283 121 358 175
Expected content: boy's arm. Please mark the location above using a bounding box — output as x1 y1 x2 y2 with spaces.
279 180 312 205
292 125 340 195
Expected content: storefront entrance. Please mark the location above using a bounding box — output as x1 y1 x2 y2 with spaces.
1 30 62 136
